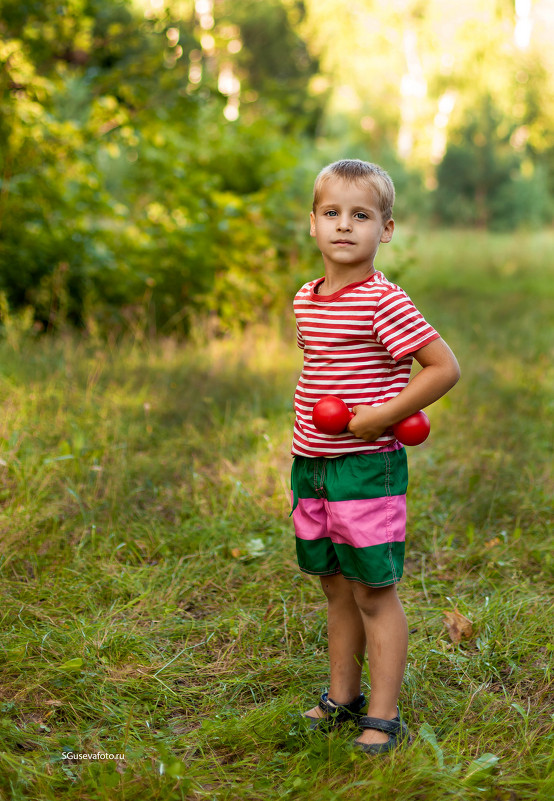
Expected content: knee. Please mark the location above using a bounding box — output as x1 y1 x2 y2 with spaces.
351 583 398 617
319 573 354 604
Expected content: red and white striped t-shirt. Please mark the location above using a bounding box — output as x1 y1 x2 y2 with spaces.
292 270 440 457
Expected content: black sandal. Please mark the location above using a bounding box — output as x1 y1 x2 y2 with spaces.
303 692 367 731
354 710 411 754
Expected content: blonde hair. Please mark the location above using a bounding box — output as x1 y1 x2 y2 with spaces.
312 159 395 221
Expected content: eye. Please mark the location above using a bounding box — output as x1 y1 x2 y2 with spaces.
354 212 368 220
324 210 338 217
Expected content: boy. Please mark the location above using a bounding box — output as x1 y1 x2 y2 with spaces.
291 159 460 754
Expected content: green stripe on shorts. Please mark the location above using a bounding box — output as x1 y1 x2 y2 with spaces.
296 538 405 587
292 449 408 502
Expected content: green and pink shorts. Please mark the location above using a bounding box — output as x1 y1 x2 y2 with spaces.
291 448 408 588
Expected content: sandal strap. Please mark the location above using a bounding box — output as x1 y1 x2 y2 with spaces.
318 692 366 717
358 715 403 736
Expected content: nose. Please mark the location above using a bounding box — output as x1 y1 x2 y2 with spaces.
336 214 352 231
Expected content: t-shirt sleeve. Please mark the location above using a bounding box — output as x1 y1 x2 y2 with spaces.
373 289 440 361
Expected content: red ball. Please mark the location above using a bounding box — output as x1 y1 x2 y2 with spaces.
393 410 430 446
312 395 353 435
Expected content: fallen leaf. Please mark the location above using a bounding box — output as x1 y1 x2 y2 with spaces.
245 537 265 558
463 752 500 783
443 607 473 643
485 537 501 549
58 657 84 671
418 722 444 768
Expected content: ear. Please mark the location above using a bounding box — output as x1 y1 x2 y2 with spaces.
310 211 316 237
380 218 394 243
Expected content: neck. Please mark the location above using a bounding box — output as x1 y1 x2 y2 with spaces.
318 266 376 296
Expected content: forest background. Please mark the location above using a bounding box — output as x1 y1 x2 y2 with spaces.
1 0 553 334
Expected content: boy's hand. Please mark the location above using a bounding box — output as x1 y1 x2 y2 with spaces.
346 339 461 443
347 404 390 442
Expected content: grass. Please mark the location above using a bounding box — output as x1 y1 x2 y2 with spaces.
0 229 553 800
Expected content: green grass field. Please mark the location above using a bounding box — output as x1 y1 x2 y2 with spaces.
0 230 552 800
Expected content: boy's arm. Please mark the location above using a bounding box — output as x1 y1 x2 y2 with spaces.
347 338 460 442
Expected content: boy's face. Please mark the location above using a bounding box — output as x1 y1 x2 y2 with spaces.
310 177 394 274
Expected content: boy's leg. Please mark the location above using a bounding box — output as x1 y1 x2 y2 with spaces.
350 582 408 746
304 572 366 719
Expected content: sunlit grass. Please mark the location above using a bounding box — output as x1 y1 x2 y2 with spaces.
0 231 553 800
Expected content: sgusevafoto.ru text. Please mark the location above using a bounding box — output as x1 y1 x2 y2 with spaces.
62 752 125 760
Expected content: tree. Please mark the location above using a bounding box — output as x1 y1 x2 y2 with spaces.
0 0 322 333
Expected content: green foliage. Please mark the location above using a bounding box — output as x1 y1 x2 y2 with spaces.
302 0 554 230
221 0 322 134
0 0 321 333
434 97 552 229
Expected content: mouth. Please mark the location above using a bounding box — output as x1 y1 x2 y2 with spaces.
333 240 355 245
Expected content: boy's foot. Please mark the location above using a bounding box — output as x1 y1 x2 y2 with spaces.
354 711 410 754
304 704 326 721
303 692 366 730
355 727 391 747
